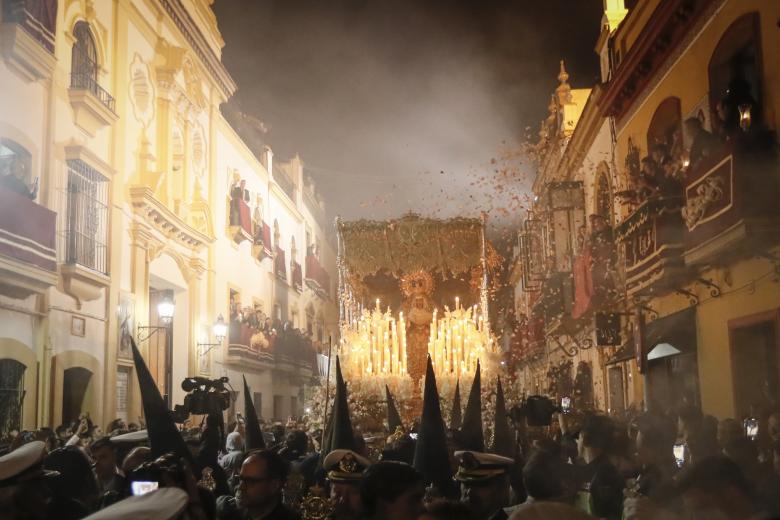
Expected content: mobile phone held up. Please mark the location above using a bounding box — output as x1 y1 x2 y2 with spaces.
744 417 759 440
673 443 686 468
561 396 571 414
131 481 159 496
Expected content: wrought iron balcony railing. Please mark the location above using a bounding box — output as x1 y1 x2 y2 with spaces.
70 72 116 113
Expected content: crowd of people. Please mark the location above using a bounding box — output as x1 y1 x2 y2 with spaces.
3 358 780 519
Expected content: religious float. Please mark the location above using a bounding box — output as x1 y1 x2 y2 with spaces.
306 213 505 432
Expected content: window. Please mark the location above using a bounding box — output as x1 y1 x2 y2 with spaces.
0 139 34 199
65 159 109 274
0 359 26 441
71 21 98 91
70 21 114 111
708 13 762 135
595 167 612 222
646 97 682 159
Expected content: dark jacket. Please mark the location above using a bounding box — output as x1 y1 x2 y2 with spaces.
216 495 301 520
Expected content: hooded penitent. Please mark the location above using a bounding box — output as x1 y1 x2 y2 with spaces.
321 356 355 458
413 355 457 498
385 385 404 434
450 379 462 431
461 360 484 452
243 376 265 450
130 337 191 461
491 376 514 459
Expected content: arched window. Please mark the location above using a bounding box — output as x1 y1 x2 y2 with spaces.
646 97 682 160
0 359 26 439
595 166 612 222
62 366 92 426
71 21 98 91
708 13 762 135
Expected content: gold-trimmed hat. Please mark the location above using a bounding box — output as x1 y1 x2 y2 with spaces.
323 449 370 482
453 450 513 483
0 441 59 486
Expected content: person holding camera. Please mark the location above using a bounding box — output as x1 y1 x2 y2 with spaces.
216 449 300 520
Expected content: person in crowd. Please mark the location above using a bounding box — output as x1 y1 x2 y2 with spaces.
122 445 153 475
44 445 101 518
221 431 245 478
573 414 624 520
454 451 514 520
0 441 58 520
90 437 127 496
677 455 766 520
360 460 424 520
216 449 300 520
323 449 370 520
420 498 475 520
716 418 743 452
515 448 573 510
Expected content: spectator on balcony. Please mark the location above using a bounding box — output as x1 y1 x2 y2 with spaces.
636 157 662 199
684 117 718 170
716 65 758 139
0 155 38 200
229 179 249 226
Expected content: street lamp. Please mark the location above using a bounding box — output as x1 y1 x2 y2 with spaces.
137 294 176 407
198 314 228 356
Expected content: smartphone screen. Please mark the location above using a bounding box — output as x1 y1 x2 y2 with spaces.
744 418 759 440
131 481 159 496
673 444 685 468
561 396 571 414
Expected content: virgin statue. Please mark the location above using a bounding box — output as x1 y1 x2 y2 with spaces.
399 271 436 382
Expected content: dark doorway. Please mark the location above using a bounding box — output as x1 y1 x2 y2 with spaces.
730 312 779 420
62 366 92 425
608 365 625 413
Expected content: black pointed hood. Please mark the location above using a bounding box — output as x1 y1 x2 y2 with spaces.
130 337 190 460
243 376 265 450
491 377 513 458
326 356 355 453
450 379 462 431
413 356 457 498
385 385 404 433
461 360 484 452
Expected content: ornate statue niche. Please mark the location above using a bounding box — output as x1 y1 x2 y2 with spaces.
399 270 436 382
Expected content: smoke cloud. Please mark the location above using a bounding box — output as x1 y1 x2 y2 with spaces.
213 0 600 235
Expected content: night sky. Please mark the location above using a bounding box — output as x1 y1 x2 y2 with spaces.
213 0 602 231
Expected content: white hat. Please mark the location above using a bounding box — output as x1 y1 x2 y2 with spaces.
453 450 513 482
0 441 59 484
83 487 188 520
110 429 149 443
323 449 371 482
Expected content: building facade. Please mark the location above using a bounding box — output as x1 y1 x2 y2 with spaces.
513 0 780 421
0 0 337 439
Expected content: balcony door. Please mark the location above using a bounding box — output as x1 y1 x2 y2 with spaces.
148 288 173 402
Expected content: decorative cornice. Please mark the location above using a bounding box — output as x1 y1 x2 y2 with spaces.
157 0 236 100
129 186 214 252
599 0 715 122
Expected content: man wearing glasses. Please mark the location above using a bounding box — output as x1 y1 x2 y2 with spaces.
217 449 300 520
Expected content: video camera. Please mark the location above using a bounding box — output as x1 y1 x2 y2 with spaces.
509 395 561 427
172 376 231 423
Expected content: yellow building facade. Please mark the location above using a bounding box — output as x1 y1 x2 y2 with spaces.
515 0 780 421
0 0 338 437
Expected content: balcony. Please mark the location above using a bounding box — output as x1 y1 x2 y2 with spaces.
0 185 58 299
228 197 252 244
617 196 686 297
68 72 118 136
273 165 296 202
226 324 314 376
0 0 56 81
292 261 303 292
274 247 287 282
305 254 330 299
683 141 780 266
251 220 272 260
